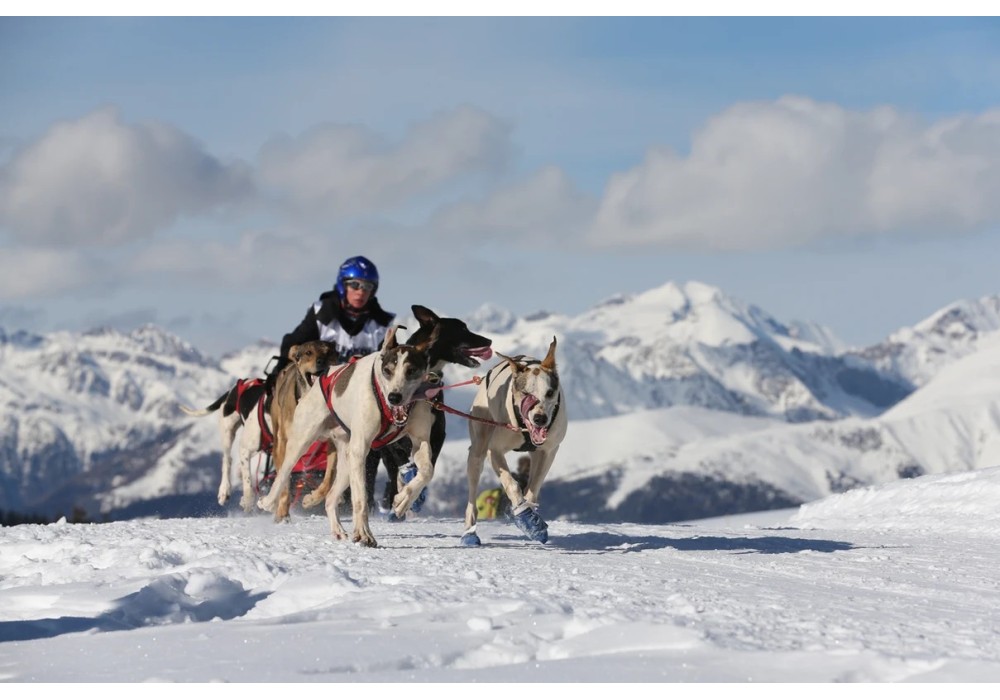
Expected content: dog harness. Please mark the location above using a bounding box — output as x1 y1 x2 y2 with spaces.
319 360 408 450
234 378 273 453
255 397 274 454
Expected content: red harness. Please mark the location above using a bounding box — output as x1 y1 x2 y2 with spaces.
235 377 263 407
235 378 273 453
319 360 408 449
255 396 273 454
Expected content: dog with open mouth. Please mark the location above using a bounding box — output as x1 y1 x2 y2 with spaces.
257 326 432 547
179 340 335 512
300 304 494 518
461 337 567 546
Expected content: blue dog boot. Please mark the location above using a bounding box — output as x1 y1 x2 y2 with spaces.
401 463 429 513
460 526 482 547
512 504 549 544
386 510 406 523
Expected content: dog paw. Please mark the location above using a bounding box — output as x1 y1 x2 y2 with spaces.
400 465 429 513
460 531 482 547
512 507 549 543
257 495 275 512
352 532 378 548
387 511 406 523
391 493 412 516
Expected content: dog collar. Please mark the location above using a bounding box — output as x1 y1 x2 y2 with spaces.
318 361 407 450
369 365 408 449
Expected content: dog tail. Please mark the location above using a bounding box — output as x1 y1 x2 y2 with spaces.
178 390 229 417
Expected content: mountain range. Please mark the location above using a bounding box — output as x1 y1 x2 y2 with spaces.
2 280 999 523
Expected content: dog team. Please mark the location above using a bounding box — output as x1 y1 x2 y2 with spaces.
181 255 567 548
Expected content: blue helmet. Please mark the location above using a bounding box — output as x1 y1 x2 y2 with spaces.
335 255 379 298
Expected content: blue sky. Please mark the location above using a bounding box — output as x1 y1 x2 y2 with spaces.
3 16 1000 357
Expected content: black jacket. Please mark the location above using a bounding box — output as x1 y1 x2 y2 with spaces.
273 291 395 374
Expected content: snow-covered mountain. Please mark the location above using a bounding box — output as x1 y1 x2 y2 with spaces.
463 281 910 423
854 294 1000 386
427 296 1000 524
0 324 277 520
3 281 1000 523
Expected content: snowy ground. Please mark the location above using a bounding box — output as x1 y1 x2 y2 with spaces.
2 468 1000 684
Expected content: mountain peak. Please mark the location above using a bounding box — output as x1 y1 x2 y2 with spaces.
468 303 517 334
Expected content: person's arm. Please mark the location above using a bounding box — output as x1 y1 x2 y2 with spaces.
266 305 320 386
280 305 320 360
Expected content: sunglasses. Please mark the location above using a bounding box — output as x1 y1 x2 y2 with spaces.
345 280 375 292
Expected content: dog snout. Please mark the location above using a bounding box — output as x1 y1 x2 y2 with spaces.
532 413 548 427
387 391 403 406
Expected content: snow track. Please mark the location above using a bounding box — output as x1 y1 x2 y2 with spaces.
2 503 999 682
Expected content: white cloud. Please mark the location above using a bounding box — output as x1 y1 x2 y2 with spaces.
588 96 1000 251
256 105 512 221
127 228 333 287
0 247 100 298
0 107 252 246
431 165 597 243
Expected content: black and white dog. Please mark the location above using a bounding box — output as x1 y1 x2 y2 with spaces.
180 379 269 512
257 326 430 545
379 304 493 515
298 305 494 519
462 337 567 546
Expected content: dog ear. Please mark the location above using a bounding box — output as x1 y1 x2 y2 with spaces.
412 305 439 328
383 326 400 352
289 344 301 362
496 352 525 373
411 324 440 353
540 336 557 372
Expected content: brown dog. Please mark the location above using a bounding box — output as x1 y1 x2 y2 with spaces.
268 341 338 520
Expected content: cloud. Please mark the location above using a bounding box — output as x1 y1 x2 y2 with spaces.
0 107 252 246
431 166 597 244
126 227 333 287
256 105 512 221
0 247 102 298
588 96 1000 251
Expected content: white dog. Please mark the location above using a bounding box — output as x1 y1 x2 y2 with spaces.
462 337 567 546
257 326 431 547
180 379 269 512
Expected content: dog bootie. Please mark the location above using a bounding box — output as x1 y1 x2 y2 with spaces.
387 511 406 523
460 526 482 547
512 503 549 544
257 461 275 497
401 463 429 513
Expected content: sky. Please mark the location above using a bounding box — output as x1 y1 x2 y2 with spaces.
3 13 1000 359
3 466 1000 685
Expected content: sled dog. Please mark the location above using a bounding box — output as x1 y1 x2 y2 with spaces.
257 326 432 546
300 304 494 514
267 341 339 519
462 337 567 546
179 340 335 512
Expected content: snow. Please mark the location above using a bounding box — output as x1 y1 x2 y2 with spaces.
3 467 1000 683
